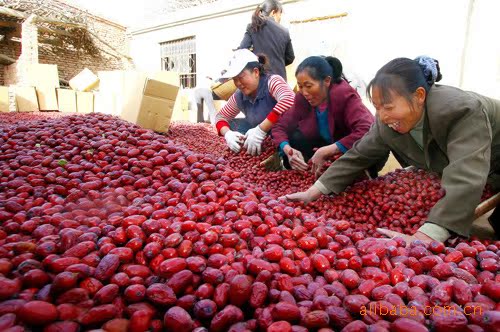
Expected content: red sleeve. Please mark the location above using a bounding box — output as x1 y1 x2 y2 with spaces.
266 75 295 123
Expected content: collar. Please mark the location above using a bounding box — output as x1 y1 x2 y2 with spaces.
411 110 425 132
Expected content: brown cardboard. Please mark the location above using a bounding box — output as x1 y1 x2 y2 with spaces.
0 86 9 112
70 68 100 92
286 64 298 92
170 92 191 122
36 86 58 111
97 70 181 131
211 80 237 101
213 100 226 113
76 91 94 114
122 78 179 133
136 97 176 133
57 89 77 113
16 87 39 112
26 64 60 88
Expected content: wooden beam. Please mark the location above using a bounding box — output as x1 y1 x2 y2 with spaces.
38 26 72 37
0 54 16 65
86 29 133 60
290 12 348 24
0 20 20 28
33 16 86 29
0 6 27 19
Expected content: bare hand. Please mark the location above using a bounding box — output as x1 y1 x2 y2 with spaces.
376 228 437 247
280 186 322 204
311 145 338 178
285 147 308 171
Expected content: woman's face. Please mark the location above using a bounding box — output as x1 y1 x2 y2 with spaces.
296 70 330 107
371 86 425 134
233 68 260 98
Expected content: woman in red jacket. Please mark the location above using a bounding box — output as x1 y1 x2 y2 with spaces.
272 56 377 177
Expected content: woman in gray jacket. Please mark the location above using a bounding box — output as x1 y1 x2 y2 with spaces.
239 0 295 81
284 56 500 244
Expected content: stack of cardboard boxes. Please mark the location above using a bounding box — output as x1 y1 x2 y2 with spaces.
0 64 184 133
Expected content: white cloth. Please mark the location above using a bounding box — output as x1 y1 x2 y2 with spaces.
193 87 217 124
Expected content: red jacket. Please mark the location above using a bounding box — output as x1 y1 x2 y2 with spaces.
272 80 374 150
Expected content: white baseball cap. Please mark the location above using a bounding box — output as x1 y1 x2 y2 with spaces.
220 49 259 79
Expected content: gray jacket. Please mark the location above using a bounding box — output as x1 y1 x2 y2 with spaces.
239 18 295 81
316 85 500 236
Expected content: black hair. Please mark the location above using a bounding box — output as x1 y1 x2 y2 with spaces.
242 53 270 76
366 57 442 106
295 56 346 84
251 0 283 32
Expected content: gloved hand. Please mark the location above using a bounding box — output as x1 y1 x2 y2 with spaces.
243 126 267 156
224 130 245 153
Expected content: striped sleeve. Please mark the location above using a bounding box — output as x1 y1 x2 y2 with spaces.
266 75 295 123
215 93 240 135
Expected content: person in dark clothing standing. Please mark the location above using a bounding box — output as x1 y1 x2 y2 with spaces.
239 0 295 81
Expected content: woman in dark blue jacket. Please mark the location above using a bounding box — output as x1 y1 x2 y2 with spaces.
239 0 295 81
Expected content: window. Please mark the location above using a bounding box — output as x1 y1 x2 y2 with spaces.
160 37 196 88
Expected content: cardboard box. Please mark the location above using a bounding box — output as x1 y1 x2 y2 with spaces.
57 89 77 113
94 92 117 115
136 79 179 132
76 91 94 114
70 68 100 92
36 86 58 111
97 70 126 94
15 86 39 112
121 78 179 132
0 86 9 112
97 70 181 131
26 64 60 88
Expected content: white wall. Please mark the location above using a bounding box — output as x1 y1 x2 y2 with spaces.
130 0 500 99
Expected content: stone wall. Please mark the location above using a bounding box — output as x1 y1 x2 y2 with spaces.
0 0 132 86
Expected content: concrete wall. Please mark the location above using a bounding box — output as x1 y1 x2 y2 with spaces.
130 0 499 99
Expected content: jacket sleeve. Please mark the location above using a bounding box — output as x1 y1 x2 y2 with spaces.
284 35 295 66
336 87 375 150
315 119 390 194
239 28 253 49
271 93 305 147
426 108 492 237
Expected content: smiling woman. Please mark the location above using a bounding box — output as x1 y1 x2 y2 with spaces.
271 55 376 177
284 56 500 246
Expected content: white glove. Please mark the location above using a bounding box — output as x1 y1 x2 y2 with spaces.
244 126 267 156
224 130 245 153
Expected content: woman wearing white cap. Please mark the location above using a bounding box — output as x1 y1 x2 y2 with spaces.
215 49 295 156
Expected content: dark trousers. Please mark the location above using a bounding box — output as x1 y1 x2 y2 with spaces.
197 91 221 123
281 130 329 169
488 207 500 238
282 129 383 179
487 145 500 237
